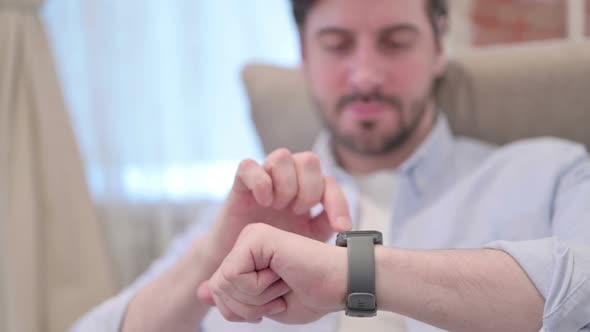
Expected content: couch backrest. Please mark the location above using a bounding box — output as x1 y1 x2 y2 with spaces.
243 41 590 154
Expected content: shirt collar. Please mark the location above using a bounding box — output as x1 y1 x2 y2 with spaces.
312 130 349 182
397 113 454 194
312 113 455 195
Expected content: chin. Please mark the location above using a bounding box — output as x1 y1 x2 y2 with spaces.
339 136 389 156
339 127 409 155
345 127 401 143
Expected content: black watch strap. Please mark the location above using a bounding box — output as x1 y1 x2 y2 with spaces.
336 231 383 317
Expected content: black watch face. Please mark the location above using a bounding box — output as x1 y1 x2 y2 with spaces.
346 293 377 317
336 231 383 246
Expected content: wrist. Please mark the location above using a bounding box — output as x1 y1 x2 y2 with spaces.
331 245 349 312
122 234 222 330
374 246 407 314
186 233 226 278
336 231 383 317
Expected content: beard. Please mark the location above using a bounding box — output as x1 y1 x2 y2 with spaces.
315 90 432 156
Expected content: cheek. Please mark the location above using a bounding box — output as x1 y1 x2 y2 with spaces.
310 64 344 94
386 58 433 99
308 59 347 103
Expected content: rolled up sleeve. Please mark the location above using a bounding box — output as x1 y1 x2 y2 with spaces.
70 287 137 332
71 219 212 332
487 154 590 331
487 239 590 331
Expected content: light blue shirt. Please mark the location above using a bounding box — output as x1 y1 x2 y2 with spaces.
73 116 590 332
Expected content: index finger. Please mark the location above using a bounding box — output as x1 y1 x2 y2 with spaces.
322 176 352 232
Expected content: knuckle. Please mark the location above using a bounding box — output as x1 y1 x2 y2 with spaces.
247 281 267 298
237 159 259 182
253 177 271 193
296 188 323 208
219 269 236 290
239 224 255 238
237 279 258 297
231 279 262 299
238 158 257 173
210 284 222 297
250 297 267 306
271 148 292 160
210 275 225 295
275 183 297 199
240 223 269 238
273 176 297 200
258 286 282 304
264 148 292 168
297 152 320 168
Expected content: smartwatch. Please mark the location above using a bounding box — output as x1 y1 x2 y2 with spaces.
335 230 383 317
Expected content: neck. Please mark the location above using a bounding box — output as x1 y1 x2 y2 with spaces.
333 107 437 176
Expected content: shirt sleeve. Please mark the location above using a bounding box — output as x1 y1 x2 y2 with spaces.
70 217 214 332
486 153 590 332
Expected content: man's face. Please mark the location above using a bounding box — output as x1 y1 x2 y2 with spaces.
302 0 446 156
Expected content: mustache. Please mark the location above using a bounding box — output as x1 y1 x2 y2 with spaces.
335 91 403 113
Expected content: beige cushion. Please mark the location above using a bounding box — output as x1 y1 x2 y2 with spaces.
243 41 590 154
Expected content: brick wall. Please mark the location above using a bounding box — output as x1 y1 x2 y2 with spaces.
470 0 567 46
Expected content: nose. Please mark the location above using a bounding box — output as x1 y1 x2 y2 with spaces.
347 42 386 94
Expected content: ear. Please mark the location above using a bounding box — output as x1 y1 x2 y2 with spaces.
433 16 449 78
433 41 448 79
298 31 309 78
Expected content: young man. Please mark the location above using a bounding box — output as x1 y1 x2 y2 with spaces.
74 0 590 331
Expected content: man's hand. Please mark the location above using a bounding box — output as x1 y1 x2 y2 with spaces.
121 149 352 332
199 223 348 324
199 224 545 332
207 149 352 266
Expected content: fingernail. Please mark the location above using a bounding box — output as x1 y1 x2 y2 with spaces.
269 304 286 315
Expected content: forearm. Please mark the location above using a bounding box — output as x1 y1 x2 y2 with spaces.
121 234 221 332
375 247 543 332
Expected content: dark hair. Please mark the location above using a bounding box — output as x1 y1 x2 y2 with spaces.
291 0 448 46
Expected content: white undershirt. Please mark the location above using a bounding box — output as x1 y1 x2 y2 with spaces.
336 170 407 332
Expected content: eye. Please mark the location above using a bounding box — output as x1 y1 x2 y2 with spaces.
380 30 417 52
383 40 410 50
319 33 354 54
381 36 413 50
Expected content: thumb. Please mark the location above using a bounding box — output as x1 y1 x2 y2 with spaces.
196 281 215 306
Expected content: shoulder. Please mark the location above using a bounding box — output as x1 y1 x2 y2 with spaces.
453 136 497 161
503 137 586 156
496 137 587 165
480 137 589 179
447 136 589 188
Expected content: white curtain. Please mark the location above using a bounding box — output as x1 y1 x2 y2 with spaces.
1 0 115 331
42 0 300 287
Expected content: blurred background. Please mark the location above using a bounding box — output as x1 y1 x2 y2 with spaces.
42 0 590 285
42 0 302 289
1 1 589 331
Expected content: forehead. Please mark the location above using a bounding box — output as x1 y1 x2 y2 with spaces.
305 0 429 33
